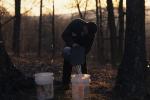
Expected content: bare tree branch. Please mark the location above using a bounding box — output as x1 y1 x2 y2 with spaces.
83 0 89 19
1 0 40 27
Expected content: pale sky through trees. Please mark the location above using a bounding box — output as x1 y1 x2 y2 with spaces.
1 0 150 16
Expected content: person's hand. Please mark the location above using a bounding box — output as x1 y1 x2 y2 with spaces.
72 43 80 48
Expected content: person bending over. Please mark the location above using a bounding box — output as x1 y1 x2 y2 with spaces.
62 18 97 89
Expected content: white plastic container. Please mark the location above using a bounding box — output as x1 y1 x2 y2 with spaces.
71 74 91 100
34 72 54 100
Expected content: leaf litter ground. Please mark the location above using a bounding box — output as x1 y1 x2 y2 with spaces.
12 56 117 100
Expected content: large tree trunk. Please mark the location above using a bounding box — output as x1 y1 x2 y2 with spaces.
113 0 147 99
13 0 21 56
107 0 118 66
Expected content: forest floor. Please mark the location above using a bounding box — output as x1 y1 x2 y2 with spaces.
11 56 118 100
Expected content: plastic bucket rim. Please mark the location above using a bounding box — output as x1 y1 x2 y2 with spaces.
71 74 90 77
34 72 53 77
71 74 91 84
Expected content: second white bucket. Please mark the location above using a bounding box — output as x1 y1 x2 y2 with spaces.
71 74 91 100
34 72 54 100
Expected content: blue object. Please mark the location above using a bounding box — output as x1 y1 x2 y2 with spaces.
70 47 85 65
63 46 85 65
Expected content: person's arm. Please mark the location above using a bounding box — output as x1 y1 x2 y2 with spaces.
85 33 95 54
61 23 74 47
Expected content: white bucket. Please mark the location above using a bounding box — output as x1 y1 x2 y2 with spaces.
71 74 91 100
34 72 54 100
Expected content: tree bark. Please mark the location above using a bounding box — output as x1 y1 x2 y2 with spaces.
113 0 147 99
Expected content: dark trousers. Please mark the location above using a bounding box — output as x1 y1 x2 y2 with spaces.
62 58 87 85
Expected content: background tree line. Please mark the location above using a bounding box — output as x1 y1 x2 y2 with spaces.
1 0 150 65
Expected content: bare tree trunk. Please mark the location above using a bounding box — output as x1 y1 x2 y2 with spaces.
99 0 105 65
95 0 100 62
51 0 55 63
95 0 105 65
113 0 147 99
13 0 21 56
107 0 118 66
0 14 2 41
83 0 89 19
38 0 43 57
75 0 89 19
118 0 124 61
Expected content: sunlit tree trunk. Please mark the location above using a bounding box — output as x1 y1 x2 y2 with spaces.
113 0 147 99
13 0 21 56
107 0 118 66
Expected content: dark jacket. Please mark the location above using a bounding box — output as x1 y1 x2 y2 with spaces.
62 19 95 54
